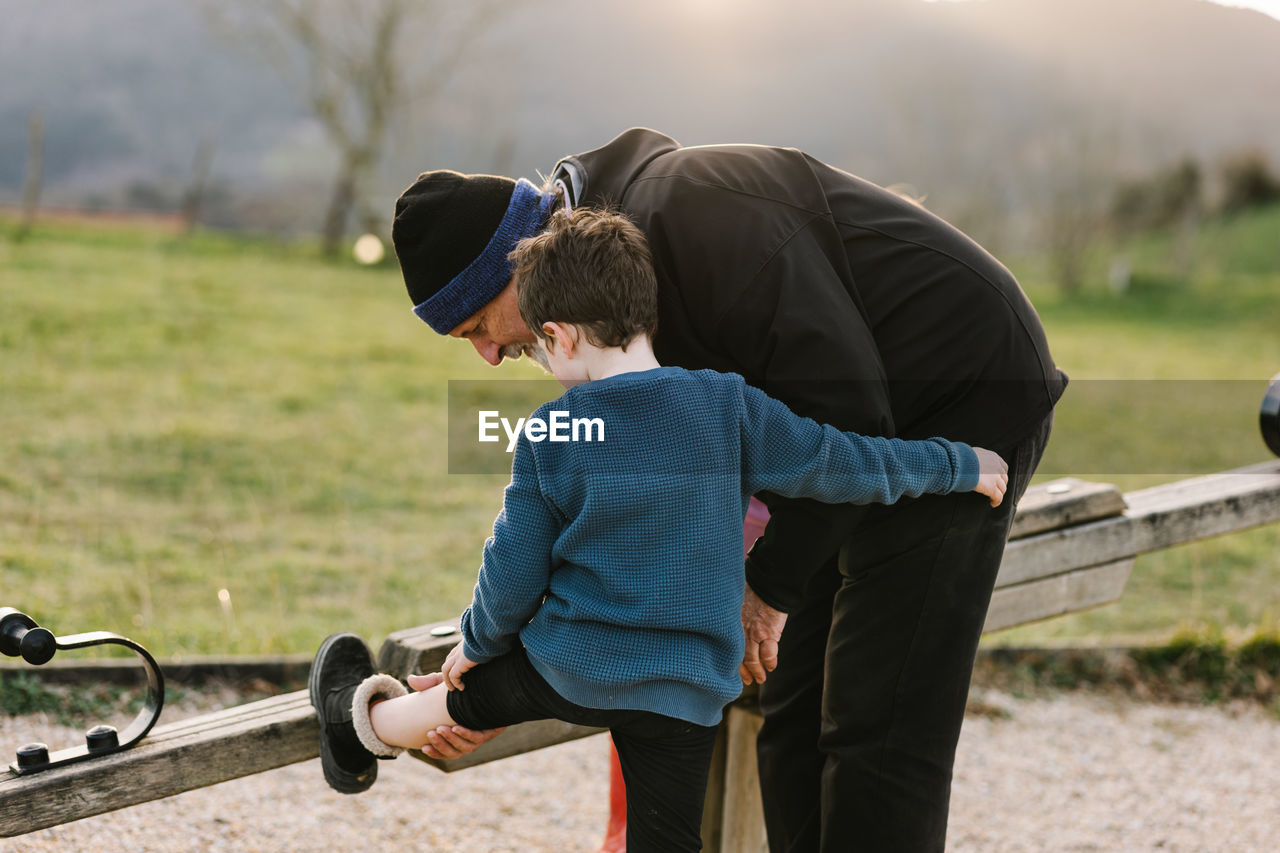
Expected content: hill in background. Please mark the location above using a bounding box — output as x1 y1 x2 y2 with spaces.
1 0 1277 243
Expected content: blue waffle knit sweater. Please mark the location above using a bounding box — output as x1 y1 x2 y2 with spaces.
459 367 980 726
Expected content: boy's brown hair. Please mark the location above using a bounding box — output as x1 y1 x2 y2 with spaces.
509 206 658 350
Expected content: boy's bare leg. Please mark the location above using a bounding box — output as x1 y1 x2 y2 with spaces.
368 681 457 749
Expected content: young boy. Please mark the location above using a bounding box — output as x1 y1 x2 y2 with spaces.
310 208 1008 852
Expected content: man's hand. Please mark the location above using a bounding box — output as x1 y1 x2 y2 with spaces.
440 643 477 690
972 447 1009 508
404 671 506 759
740 582 788 685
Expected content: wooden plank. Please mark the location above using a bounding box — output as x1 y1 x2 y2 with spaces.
0 690 317 837
997 460 1280 589
409 719 607 772
1008 478 1127 540
718 705 768 853
376 619 463 677
983 558 1135 633
699 721 729 852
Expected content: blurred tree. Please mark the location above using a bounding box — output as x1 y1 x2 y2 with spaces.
1110 157 1203 276
1219 150 1280 215
207 0 506 258
15 112 44 242
125 180 178 213
1110 158 1202 235
182 133 218 235
1033 116 1120 295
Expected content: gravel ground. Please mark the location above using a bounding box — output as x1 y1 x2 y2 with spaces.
3 690 1278 852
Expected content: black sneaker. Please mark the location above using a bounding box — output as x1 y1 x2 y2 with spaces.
310 632 378 793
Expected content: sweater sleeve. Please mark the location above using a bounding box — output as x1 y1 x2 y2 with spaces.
459 434 561 664
740 382 980 506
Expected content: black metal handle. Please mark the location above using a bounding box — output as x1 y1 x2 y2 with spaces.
1 608 165 776
1262 373 1280 458
0 609 56 665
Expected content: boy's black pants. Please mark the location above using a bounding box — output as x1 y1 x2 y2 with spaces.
447 645 719 853
757 413 1053 852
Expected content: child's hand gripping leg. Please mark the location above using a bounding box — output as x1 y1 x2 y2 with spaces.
440 642 478 690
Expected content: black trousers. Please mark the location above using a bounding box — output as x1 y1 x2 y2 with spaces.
757 413 1054 852
446 646 719 853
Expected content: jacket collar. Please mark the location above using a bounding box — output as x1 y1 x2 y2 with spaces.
552 127 681 208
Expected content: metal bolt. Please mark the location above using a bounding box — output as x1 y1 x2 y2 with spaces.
86 725 119 752
16 742 50 768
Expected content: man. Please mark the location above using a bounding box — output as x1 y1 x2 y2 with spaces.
392 128 1066 852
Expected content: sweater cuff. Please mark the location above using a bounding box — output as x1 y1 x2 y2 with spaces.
951 441 981 493
461 640 501 665
458 608 505 665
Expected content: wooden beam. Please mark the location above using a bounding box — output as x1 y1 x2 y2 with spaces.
375 620 460 676
717 705 768 853
997 461 1280 589
1008 478 1126 540
0 691 317 837
699 721 730 851
984 558 1135 633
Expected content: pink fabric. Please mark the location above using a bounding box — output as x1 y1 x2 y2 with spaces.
743 496 771 556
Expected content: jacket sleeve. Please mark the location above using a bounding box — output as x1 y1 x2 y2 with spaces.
739 382 979 505
459 435 560 663
720 222 900 612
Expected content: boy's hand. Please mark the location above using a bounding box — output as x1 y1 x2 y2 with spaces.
973 447 1009 508
440 643 478 691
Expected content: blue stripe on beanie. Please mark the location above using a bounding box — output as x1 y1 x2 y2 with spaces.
413 179 555 334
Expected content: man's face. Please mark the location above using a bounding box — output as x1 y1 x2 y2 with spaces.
447 279 537 366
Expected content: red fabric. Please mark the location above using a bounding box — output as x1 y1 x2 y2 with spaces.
596 734 628 853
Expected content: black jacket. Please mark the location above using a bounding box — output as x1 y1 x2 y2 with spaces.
553 128 1067 610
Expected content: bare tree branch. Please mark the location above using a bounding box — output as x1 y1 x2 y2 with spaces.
203 0 514 256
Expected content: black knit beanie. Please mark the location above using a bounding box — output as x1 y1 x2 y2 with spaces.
392 170 555 334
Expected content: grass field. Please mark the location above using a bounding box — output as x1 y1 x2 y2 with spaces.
2 208 1278 659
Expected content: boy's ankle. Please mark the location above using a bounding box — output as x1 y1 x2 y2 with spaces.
351 673 409 758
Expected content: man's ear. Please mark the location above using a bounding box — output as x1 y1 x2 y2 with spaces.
542 321 578 358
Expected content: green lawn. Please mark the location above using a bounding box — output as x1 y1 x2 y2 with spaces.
992 205 1280 646
1 209 1278 658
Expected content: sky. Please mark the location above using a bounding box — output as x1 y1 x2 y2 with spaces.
1208 0 1280 19
924 0 1280 21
